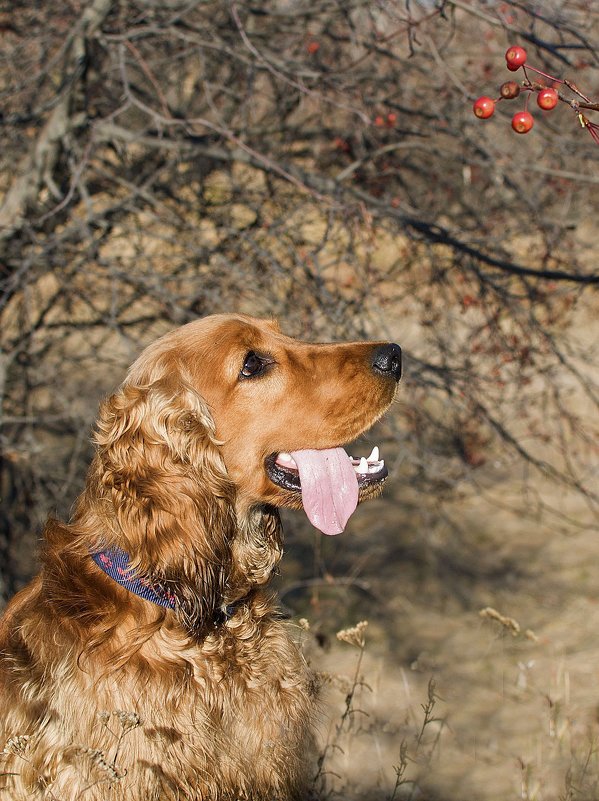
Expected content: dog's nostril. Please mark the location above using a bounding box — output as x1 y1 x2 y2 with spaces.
372 343 402 381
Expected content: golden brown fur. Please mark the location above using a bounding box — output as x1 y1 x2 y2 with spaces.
0 314 400 800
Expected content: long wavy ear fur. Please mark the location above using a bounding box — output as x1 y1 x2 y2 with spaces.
90 369 237 635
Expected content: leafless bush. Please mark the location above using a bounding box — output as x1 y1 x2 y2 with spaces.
1 0 598 599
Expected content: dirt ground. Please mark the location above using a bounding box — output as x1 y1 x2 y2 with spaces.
276 365 599 801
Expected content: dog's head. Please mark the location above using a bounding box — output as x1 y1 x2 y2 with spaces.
89 314 400 632
126 314 401 524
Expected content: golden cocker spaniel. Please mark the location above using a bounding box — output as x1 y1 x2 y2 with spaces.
0 313 401 800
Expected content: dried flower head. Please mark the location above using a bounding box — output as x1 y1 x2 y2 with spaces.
336 620 368 648
115 711 141 732
1 735 31 757
479 606 521 636
314 670 355 694
80 748 126 782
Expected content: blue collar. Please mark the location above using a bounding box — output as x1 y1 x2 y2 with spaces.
91 547 238 622
92 547 177 610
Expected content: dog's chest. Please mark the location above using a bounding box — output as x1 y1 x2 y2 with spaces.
100 620 317 797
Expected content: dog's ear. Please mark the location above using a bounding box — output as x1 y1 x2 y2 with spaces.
91 372 236 634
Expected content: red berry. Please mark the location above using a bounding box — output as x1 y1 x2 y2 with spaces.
499 81 521 99
511 110 534 134
505 46 527 71
306 40 320 54
333 137 350 152
473 96 495 119
374 115 385 127
537 87 558 110
386 112 397 125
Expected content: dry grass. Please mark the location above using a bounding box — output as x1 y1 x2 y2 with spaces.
266 397 599 801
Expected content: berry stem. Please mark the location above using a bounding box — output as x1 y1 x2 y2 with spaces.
522 65 564 85
525 75 599 111
564 79 593 103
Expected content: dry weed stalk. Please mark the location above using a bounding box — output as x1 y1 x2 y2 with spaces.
0 733 61 800
480 605 522 636
99 709 141 769
1 735 31 757
480 606 540 644
562 732 599 801
0 710 140 798
313 620 371 797
388 740 409 801
72 711 140 797
0 735 32 786
313 619 447 800
388 677 445 801
79 748 126 783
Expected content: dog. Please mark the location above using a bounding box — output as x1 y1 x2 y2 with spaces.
0 313 401 800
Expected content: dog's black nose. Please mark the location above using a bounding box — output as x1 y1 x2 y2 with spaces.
372 343 402 382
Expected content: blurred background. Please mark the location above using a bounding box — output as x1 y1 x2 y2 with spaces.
1 1 598 798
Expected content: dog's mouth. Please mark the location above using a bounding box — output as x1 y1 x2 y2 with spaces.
265 446 387 536
267 447 387 490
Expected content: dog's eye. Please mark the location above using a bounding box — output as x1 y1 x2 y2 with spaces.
240 351 268 379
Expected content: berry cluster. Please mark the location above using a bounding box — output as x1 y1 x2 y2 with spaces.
472 46 599 143
374 112 397 127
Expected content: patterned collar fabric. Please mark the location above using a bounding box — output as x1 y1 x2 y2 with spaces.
91 547 177 610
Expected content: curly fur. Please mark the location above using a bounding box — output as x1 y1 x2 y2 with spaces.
0 313 399 800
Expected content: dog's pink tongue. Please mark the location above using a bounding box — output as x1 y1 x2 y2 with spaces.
289 448 359 536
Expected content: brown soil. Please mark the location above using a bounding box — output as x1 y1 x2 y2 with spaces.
278 407 599 799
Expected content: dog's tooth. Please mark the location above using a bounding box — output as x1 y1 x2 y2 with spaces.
278 452 296 466
357 457 369 474
370 459 385 473
367 446 379 463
